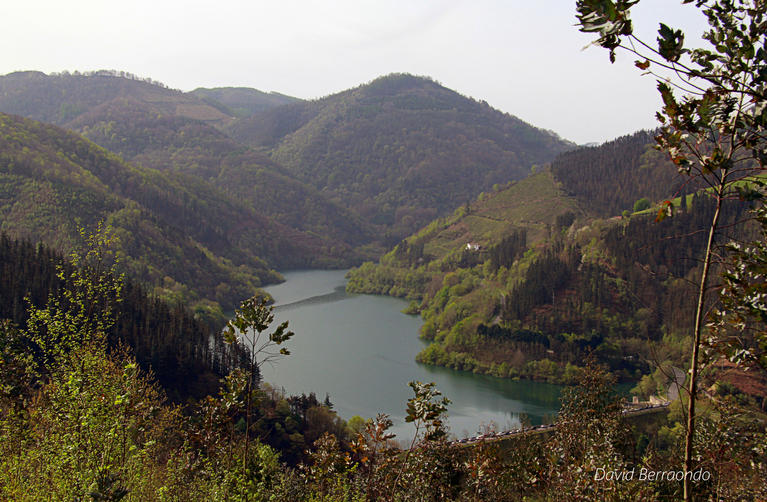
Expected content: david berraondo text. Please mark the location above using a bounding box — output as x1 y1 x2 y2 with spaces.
594 467 711 482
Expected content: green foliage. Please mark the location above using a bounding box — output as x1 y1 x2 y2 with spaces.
223 295 294 471
0 70 226 126
711 193 767 371
576 0 639 62
551 131 685 218
0 230 257 400
267 363 765 500
190 86 301 117
2 259 764 501
349 144 752 385
0 70 575 263
0 230 359 499
224 296 294 365
2 56 766 500
404 381 451 442
66 97 373 262
26 222 122 368
545 359 634 497
0 230 178 500
577 1 767 497
346 415 366 435
631 365 670 400
633 197 651 212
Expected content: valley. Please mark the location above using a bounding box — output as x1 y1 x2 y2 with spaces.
0 69 754 395
1 8 765 493
0 71 574 320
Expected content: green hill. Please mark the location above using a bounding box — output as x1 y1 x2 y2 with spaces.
0 71 377 258
401 170 582 261
65 97 375 255
551 130 691 217
0 112 312 319
229 73 575 240
0 232 248 400
0 71 576 256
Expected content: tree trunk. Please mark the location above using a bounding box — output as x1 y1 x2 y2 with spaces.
684 176 726 501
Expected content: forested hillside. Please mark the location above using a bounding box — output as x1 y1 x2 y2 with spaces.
0 113 315 318
0 70 576 255
0 71 376 258
1 0 765 495
0 232 248 399
347 138 751 384
0 230 357 492
66 97 375 255
229 73 575 239
551 130 693 217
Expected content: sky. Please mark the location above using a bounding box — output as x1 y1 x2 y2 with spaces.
1 1 708 145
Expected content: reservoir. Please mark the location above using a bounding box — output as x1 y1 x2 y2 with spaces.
261 269 561 440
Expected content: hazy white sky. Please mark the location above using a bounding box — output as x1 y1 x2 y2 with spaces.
1 1 707 144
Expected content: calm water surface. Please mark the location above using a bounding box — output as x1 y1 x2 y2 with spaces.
261 269 561 440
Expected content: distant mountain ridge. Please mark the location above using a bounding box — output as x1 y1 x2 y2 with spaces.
0 70 231 126
0 71 375 258
0 70 574 251
0 70 583 317
190 87 302 117
229 73 575 239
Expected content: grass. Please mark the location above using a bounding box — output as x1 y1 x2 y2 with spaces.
418 169 581 260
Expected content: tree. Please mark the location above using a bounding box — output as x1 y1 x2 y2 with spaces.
25 222 123 370
392 381 453 499
632 197 651 212
576 1 766 499
710 189 767 372
0 225 183 500
545 357 642 500
223 296 294 470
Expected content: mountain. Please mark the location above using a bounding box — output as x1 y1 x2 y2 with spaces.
65 97 375 255
190 87 301 117
346 133 748 383
0 71 377 258
0 71 575 254
0 112 336 318
228 73 576 240
0 70 231 126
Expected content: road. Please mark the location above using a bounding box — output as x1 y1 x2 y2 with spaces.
668 366 686 402
450 402 670 447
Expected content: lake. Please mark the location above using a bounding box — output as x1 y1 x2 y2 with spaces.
261 269 562 440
